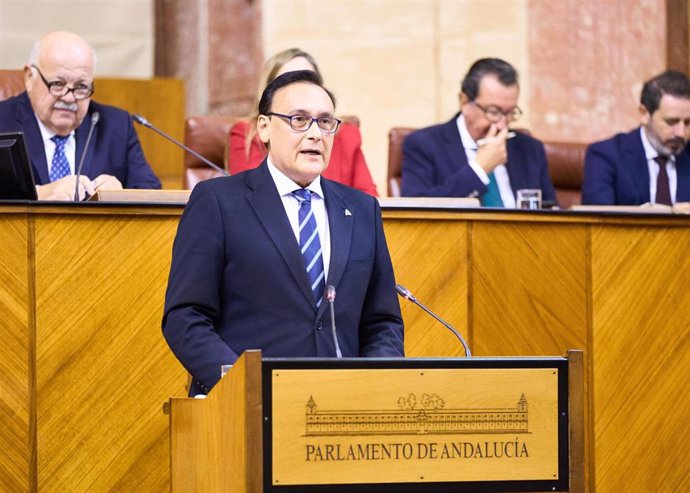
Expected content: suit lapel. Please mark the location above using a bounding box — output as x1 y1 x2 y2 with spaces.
245 163 316 308
15 93 50 184
317 180 353 319
442 115 469 169
75 111 98 177
675 147 690 201
628 130 651 202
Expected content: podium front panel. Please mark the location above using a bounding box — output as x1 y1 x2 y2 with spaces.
262 357 569 493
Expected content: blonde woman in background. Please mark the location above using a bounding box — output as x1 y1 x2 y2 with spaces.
227 48 378 196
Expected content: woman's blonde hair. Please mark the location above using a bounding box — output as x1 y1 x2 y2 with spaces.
244 48 321 156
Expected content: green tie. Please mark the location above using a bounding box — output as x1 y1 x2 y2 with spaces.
480 172 503 207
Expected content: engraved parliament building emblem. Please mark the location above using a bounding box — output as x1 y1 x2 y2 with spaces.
305 393 529 436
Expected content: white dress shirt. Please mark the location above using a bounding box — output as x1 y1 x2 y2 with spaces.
640 127 677 204
35 115 76 175
267 157 331 280
457 114 516 208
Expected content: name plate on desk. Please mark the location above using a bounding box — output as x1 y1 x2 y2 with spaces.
89 189 191 203
263 358 569 492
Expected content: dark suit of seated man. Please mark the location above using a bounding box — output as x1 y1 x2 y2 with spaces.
162 70 404 396
582 70 690 206
402 58 555 207
0 31 160 201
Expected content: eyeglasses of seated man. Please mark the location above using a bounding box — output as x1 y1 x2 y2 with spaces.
31 64 94 100
471 101 522 123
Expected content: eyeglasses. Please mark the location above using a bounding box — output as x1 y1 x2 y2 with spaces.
31 64 94 100
265 112 341 134
471 101 522 123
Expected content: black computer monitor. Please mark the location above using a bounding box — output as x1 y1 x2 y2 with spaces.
0 131 38 200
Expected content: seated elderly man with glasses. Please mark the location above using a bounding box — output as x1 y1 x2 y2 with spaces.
401 58 555 207
0 31 160 200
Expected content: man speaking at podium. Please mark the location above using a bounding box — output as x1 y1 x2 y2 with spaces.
163 70 404 396
0 31 161 200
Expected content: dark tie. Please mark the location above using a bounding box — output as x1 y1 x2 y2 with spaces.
50 135 71 182
655 155 672 206
292 189 326 307
480 172 504 207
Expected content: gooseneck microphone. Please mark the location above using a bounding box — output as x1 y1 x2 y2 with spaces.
395 284 472 357
73 111 99 201
325 285 342 358
132 114 229 178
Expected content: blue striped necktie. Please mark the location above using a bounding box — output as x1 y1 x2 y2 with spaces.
480 172 504 207
292 189 326 307
50 135 71 182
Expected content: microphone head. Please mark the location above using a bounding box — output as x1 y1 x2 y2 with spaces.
132 114 149 127
325 285 336 302
91 111 100 125
395 284 415 302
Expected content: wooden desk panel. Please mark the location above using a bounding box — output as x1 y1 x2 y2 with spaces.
383 216 469 357
0 215 32 492
591 225 690 493
472 221 588 357
1 205 688 491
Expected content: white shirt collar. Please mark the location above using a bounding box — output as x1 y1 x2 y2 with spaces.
457 113 478 150
34 114 74 142
266 156 324 198
640 126 674 163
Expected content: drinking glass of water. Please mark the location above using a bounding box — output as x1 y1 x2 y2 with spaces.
516 189 542 209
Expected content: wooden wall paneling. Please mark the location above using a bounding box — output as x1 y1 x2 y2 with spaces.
0 215 31 492
591 225 690 492
383 212 469 357
31 212 186 491
471 221 589 356
96 78 186 190
471 219 592 492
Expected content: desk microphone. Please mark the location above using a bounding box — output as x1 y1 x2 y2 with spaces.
325 285 342 358
73 111 99 201
132 114 229 178
395 284 472 357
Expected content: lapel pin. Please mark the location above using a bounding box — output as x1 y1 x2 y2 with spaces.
344 209 352 216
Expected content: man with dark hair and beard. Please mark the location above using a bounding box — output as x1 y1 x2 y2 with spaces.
583 70 690 205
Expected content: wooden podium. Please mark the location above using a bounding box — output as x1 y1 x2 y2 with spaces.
169 350 584 493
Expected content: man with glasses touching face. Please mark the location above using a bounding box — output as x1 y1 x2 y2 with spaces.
402 58 555 207
0 31 160 200
163 70 404 397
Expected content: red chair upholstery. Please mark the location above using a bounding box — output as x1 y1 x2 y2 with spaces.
386 127 416 197
183 115 241 189
542 141 587 208
0 69 25 101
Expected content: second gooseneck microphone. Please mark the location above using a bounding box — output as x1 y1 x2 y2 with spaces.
132 114 229 178
395 284 472 357
325 284 342 358
73 111 99 201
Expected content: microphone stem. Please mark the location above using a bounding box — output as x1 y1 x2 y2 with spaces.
74 114 99 201
329 299 342 358
412 298 472 357
137 119 228 177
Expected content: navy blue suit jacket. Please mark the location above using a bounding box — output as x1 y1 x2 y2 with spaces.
0 92 160 188
401 114 555 202
162 162 404 395
582 127 690 205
